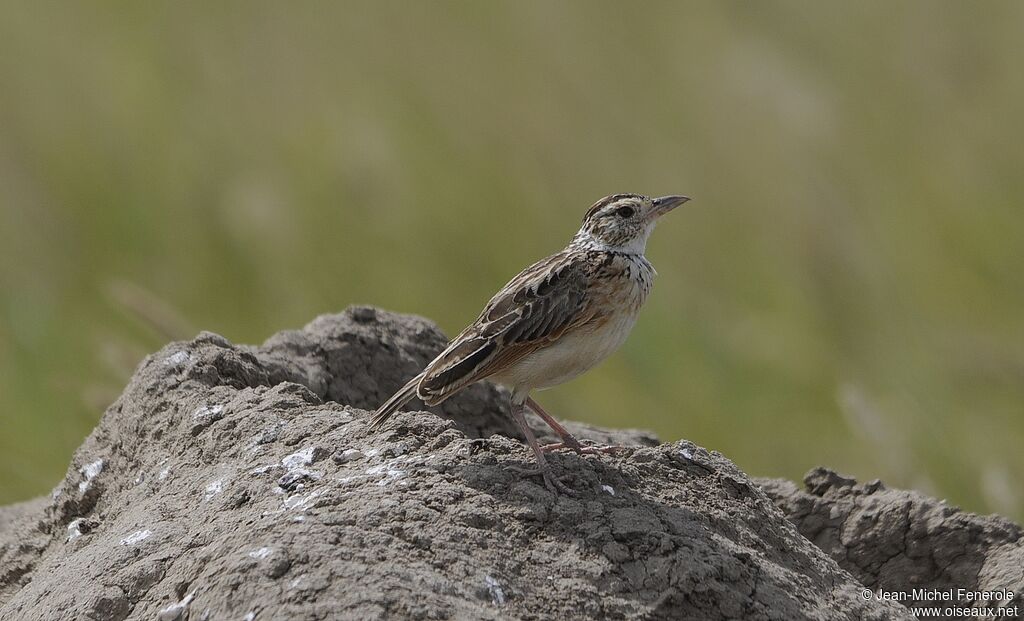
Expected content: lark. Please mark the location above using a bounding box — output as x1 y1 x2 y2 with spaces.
370 193 690 493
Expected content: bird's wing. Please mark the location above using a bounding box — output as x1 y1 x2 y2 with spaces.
417 250 600 403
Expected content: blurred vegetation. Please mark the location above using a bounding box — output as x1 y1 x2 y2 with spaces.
1 2 1021 519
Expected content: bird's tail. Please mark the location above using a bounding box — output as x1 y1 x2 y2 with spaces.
367 372 425 430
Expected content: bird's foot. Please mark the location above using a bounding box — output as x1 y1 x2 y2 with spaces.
541 440 628 455
505 463 576 496
539 438 583 453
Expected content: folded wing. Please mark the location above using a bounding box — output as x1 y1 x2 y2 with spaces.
418 251 597 404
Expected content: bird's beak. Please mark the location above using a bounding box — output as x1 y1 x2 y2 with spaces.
650 195 691 218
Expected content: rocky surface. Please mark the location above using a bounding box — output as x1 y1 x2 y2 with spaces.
0 306 1007 620
760 469 1023 618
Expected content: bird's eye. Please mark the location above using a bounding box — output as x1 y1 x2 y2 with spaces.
615 206 635 218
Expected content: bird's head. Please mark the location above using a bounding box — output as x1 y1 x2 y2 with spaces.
572 194 690 254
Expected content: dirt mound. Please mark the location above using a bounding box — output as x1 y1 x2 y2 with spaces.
760 469 1023 617
0 307 932 620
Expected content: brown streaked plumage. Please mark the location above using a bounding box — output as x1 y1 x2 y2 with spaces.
369 193 690 493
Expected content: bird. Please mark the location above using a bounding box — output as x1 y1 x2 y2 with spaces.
369 193 690 493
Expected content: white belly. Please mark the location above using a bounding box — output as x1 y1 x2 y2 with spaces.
492 311 639 393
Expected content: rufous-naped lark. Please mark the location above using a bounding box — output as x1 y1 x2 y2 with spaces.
370 194 690 493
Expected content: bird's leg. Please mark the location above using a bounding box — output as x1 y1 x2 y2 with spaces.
507 399 575 495
526 397 584 452
526 397 627 455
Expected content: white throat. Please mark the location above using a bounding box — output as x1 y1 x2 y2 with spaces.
571 221 656 255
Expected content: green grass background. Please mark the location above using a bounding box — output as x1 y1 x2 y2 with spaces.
1 2 1021 519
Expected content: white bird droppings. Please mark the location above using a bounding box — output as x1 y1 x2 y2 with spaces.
78 459 104 494
157 589 196 621
366 458 407 486
601 484 616 496
120 529 152 546
282 489 322 511
66 518 87 541
193 404 224 421
204 479 224 501
680 448 694 460
484 575 506 606
282 447 316 470
163 351 191 369
248 547 273 559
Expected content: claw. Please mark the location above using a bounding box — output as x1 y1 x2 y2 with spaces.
505 464 576 495
542 470 575 495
